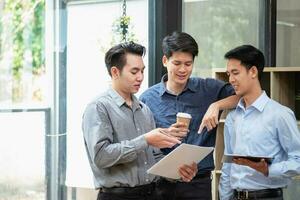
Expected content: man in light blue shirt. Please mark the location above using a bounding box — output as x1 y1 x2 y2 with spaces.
219 45 300 200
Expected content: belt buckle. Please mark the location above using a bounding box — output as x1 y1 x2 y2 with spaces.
237 190 249 200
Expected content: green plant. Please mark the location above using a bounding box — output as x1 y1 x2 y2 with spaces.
111 15 137 44
0 0 45 103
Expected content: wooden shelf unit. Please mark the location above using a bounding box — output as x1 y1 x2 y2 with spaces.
211 67 300 200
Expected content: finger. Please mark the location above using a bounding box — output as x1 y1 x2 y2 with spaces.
192 162 198 171
235 158 252 166
170 127 189 137
171 122 186 128
178 170 191 181
210 118 217 129
170 123 177 127
176 122 186 127
233 158 245 165
162 137 182 148
163 141 178 148
176 136 184 141
163 134 181 144
214 116 219 126
180 164 197 176
178 167 193 182
177 127 189 134
206 122 213 131
198 122 204 134
178 131 188 137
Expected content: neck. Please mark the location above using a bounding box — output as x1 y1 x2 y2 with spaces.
166 80 186 95
243 84 263 108
112 82 132 106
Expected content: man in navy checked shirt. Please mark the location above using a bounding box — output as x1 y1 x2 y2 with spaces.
140 32 239 200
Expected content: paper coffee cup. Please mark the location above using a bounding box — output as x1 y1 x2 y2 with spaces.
176 112 192 128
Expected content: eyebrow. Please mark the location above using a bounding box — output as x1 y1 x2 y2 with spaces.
227 69 238 72
172 60 193 63
131 66 145 71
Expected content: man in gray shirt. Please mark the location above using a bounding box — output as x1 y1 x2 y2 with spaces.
82 42 197 200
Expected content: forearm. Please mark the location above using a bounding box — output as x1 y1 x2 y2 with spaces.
269 111 300 177
215 95 240 110
268 157 300 178
93 135 148 169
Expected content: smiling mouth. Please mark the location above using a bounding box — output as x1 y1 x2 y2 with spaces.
233 85 239 90
177 75 187 80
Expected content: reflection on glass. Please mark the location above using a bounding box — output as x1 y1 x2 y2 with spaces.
0 0 47 106
183 0 260 77
277 0 300 66
0 112 45 200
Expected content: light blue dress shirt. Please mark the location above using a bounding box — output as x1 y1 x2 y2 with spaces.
219 91 300 200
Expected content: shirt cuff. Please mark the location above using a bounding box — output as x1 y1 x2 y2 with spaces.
268 163 282 177
132 135 148 153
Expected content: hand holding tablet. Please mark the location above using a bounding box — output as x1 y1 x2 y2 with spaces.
223 154 273 165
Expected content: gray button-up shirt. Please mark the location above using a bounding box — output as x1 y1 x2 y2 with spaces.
82 88 160 188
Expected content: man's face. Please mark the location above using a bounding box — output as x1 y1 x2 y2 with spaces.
116 53 144 94
163 52 194 87
226 58 255 96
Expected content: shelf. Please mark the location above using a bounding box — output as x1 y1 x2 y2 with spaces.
294 175 300 180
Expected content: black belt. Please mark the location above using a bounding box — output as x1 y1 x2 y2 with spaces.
100 182 156 194
234 188 282 199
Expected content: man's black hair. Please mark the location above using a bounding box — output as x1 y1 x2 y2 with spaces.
225 45 265 80
105 41 146 76
162 32 198 59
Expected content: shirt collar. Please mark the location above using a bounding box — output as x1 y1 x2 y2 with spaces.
108 87 142 109
158 74 197 96
237 91 269 112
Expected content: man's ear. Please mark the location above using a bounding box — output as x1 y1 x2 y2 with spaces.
111 66 120 79
162 55 168 68
250 66 258 78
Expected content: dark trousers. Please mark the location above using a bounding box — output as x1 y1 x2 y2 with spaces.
156 175 212 200
97 183 158 200
231 197 283 200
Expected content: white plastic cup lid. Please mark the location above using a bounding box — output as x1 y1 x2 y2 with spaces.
176 112 192 119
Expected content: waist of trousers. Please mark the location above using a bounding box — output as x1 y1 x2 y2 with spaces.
233 188 283 199
100 182 156 194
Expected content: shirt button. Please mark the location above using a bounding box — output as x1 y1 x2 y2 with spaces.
146 179 149 182
144 161 147 165
137 128 140 131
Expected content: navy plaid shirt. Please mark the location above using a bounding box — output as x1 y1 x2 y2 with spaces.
140 75 235 173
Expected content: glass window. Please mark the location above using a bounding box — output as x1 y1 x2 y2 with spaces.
0 1 47 200
0 0 47 106
0 111 47 200
183 0 261 78
276 0 300 66
65 0 149 188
